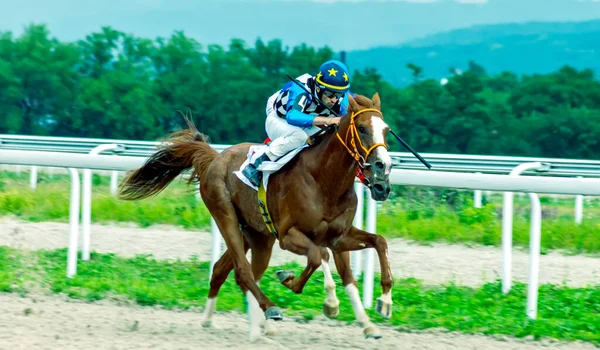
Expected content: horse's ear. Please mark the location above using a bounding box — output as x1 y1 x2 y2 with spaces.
348 94 360 112
372 92 381 110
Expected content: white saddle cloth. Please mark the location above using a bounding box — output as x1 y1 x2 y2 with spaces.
233 144 308 191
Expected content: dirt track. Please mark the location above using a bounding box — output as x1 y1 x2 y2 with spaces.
0 217 598 349
0 293 596 350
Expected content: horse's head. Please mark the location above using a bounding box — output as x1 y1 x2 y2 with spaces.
338 93 392 201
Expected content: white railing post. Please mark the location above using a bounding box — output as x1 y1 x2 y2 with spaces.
67 168 81 278
575 195 583 224
110 171 119 196
29 166 38 189
209 218 222 279
81 144 125 261
575 177 583 224
474 172 482 208
501 190 514 293
362 193 377 309
502 162 548 294
352 182 365 279
526 192 542 319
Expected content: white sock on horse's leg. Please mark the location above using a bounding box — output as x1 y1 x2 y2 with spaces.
378 291 393 311
321 259 340 310
345 284 371 327
246 290 264 342
201 297 217 328
344 284 381 338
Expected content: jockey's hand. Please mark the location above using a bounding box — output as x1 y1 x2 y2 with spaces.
313 116 341 127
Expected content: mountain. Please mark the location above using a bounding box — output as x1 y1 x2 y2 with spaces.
346 20 600 87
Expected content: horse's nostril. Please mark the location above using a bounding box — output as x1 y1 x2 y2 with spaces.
374 184 384 192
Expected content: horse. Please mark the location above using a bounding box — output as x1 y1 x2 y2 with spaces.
118 92 394 340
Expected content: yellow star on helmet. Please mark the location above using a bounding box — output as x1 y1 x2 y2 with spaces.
316 71 323 80
327 68 338 76
343 72 348 82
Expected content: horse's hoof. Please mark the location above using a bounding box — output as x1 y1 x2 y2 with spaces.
275 270 295 283
201 319 212 328
322 302 340 319
364 326 382 339
376 297 393 319
265 306 283 321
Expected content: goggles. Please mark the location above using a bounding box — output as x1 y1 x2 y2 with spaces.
320 88 344 99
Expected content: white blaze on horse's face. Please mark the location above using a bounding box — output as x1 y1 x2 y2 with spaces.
370 116 392 176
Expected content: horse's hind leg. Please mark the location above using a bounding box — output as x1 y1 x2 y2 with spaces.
205 192 281 321
332 251 381 339
243 230 277 341
201 241 249 328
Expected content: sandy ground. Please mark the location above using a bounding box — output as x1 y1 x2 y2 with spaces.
0 293 597 350
1 216 598 349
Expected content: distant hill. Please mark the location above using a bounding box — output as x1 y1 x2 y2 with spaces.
346 20 600 87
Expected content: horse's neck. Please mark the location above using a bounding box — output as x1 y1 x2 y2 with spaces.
308 130 358 197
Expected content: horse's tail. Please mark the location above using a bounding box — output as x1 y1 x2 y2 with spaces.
118 116 218 201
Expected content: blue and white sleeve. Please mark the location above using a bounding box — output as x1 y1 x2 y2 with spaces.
284 85 315 128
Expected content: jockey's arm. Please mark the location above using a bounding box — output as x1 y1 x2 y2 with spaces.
284 90 317 128
283 88 349 128
313 116 341 126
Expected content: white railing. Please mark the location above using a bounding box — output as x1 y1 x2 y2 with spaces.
3 134 597 224
2 148 600 320
4 134 600 177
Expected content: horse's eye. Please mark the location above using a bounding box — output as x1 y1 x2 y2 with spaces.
358 125 368 134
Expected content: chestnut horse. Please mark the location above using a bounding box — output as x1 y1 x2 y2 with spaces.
118 93 394 340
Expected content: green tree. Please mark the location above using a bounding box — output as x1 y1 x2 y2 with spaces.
8 25 80 135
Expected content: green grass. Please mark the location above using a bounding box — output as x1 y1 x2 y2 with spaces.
3 170 599 254
1 246 598 344
378 200 600 254
0 171 213 230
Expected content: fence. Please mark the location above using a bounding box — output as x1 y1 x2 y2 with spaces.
3 134 600 177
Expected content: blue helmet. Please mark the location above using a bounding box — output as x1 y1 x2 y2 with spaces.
315 60 351 93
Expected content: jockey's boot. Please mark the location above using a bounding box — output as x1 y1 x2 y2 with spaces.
242 153 270 187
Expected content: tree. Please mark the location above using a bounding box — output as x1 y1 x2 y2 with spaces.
406 63 423 83
10 25 81 135
0 31 22 133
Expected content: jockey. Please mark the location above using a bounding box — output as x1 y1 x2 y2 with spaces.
242 59 352 187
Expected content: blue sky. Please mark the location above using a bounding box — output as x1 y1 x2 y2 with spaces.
0 0 599 50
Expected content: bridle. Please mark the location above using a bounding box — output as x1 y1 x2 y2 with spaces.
335 108 388 170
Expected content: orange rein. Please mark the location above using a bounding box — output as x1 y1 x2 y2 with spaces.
335 108 388 169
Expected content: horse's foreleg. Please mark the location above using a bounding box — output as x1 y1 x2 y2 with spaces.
276 227 323 294
332 251 381 339
332 226 393 319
